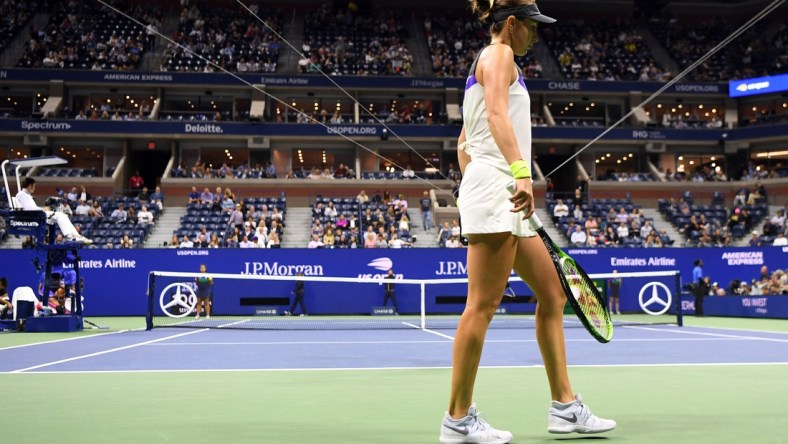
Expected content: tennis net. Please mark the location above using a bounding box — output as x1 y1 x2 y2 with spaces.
146 270 683 330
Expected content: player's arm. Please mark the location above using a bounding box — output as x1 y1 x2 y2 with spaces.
481 44 534 217
480 45 520 166
457 126 470 176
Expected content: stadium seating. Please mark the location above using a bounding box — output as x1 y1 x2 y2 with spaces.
0 0 37 52
597 172 656 182
161 4 282 73
310 196 412 248
172 196 286 248
38 167 100 178
658 193 768 246
648 17 786 82
542 20 666 81
170 165 267 179
546 197 670 248
16 2 158 70
300 6 411 76
424 12 543 79
5 1 784 84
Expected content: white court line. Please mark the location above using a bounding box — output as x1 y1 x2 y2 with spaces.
422 329 455 341
145 337 760 346
626 326 788 343
684 325 788 335
217 319 251 328
2 361 787 375
152 340 454 345
8 329 208 373
0 329 135 352
402 322 455 340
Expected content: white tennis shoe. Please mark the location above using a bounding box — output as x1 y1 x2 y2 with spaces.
439 403 512 443
547 393 616 434
66 234 93 245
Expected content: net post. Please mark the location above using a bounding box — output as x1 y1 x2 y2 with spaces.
674 271 683 327
73 248 82 316
420 282 426 330
146 272 155 330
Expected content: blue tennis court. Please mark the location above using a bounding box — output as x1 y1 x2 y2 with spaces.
2 317 788 444
3 319 787 373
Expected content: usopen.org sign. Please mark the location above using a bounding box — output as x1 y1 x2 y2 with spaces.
326 125 377 136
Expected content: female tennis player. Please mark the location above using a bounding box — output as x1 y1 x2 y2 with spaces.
440 1 616 442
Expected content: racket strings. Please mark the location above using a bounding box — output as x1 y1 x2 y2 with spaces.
561 260 609 331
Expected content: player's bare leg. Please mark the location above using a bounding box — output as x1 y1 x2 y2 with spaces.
441 232 515 444
513 235 573 402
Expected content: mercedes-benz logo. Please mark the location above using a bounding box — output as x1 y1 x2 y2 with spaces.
159 282 197 318
638 281 672 316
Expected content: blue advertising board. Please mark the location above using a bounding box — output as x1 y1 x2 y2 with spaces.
0 247 784 317
0 119 457 139
0 118 743 142
680 295 788 319
729 73 788 98
0 68 725 95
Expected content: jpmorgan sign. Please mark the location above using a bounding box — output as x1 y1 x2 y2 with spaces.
242 261 324 276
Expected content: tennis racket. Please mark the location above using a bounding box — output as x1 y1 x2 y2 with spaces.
507 182 613 343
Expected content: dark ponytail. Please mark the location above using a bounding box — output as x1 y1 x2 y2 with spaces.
469 0 495 22
470 0 531 33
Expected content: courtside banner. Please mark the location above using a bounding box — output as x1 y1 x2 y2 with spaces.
0 68 725 94
729 73 788 98
0 119 741 142
0 247 784 316
679 294 788 319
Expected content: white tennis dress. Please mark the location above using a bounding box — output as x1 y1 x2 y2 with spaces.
459 47 536 237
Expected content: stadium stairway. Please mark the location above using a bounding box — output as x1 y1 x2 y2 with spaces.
407 208 434 247
145 207 187 248
638 25 681 77
2 234 24 249
140 13 180 72
281 207 312 248
280 11 304 74
409 14 435 77
641 208 683 247
535 207 568 248
529 38 562 79
0 11 50 69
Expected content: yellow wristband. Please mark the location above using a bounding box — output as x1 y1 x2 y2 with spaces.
509 160 531 179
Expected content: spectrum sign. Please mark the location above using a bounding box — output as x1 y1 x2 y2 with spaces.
729 73 788 97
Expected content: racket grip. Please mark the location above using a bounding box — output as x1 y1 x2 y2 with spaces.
505 181 542 231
